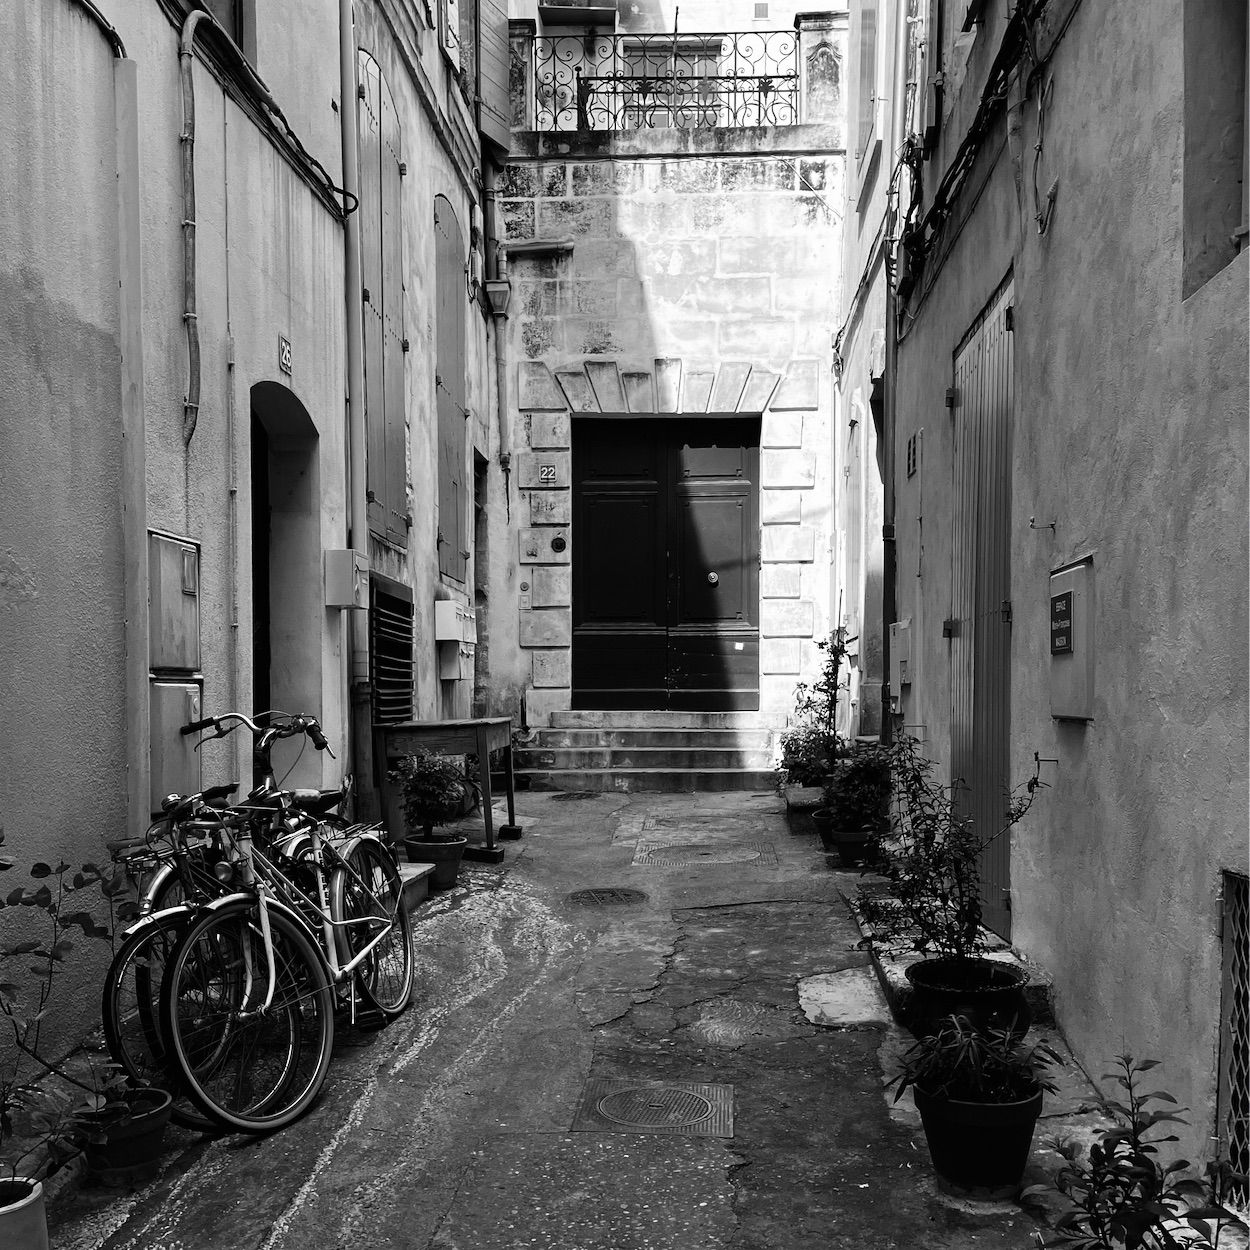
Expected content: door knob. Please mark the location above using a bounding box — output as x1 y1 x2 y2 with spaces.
707 572 719 585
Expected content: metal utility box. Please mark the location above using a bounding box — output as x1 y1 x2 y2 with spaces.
434 600 477 642
325 549 369 608
438 642 475 681
149 532 200 671
889 619 912 693
1049 560 1095 720
150 680 202 815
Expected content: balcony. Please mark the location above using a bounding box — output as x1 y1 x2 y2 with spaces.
531 31 801 133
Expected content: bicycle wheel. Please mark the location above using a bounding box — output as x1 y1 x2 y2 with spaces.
100 912 219 1133
160 900 334 1133
331 839 414 1018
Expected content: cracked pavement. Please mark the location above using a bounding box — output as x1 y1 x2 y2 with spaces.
49 790 1047 1248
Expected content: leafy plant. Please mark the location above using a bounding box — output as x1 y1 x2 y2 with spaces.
890 1013 1061 1105
0 834 128 1182
864 734 1045 960
822 744 891 832
780 630 852 785
1023 1055 1249 1249
389 748 471 839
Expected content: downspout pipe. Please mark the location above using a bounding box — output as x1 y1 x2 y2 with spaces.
880 0 911 744
179 10 206 446
339 0 373 805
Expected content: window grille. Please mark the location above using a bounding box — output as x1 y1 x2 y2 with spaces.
1219 870 1249 1210
370 581 415 725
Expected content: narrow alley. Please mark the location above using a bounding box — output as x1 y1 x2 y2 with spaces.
50 793 1061 1249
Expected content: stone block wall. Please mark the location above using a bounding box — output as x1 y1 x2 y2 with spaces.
493 126 845 723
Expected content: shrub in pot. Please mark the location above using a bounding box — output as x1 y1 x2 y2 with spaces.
778 630 852 788
1022 1054 1249 1248
817 743 891 867
0 841 167 1239
863 733 1046 1035
390 748 471 890
890 1013 1060 1199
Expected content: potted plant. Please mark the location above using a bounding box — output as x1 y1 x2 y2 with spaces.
0 843 170 1241
890 1013 1060 1199
865 733 1045 1036
390 748 471 890
816 742 890 867
1022 1054 1249 1248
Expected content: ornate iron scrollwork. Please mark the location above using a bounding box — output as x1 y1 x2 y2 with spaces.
533 31 800 132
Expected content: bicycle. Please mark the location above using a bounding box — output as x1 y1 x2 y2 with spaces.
155 711 414 1132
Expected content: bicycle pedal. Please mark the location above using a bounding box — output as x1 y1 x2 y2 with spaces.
352 1007 388 1032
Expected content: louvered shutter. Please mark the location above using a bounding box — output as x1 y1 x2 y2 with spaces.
476 0 510 151
380 78 408 547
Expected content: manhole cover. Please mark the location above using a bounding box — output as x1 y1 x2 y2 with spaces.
570 1078 734 1137
566 888 649 906
551 791 600 802
633 840 779 867
598 1087 714 1128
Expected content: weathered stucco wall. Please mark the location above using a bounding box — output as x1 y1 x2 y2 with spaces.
494 120 845 723
890 0 1248 1160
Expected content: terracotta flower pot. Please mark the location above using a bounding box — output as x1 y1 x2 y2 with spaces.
904 956 1031 1038
913 1083 1044 1199
81 1087 174 1184
404 835 468 890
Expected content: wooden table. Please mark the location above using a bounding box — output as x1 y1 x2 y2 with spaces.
377 717 520 863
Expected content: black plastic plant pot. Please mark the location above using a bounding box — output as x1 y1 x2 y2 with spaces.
815 818 873 867
404 835 468 890
904 956 1031 1038
913 1084 1044 1199
82 1087 174 1185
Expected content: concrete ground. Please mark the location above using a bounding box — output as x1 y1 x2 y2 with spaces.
48 790 1092 1249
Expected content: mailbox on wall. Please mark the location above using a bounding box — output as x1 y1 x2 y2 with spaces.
1049 559 1095 720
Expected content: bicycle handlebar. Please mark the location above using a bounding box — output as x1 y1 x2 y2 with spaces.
180 711 335 757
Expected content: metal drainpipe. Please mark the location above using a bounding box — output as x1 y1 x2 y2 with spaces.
179 10 205 456
116 51 150 834
339 0 372 804
880 2 912 745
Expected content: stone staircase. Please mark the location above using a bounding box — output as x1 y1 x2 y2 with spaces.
513 710 782 793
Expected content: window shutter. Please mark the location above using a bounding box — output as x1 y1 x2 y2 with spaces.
357 52 388 542
444 0 462 67
380 80 408 547
434 197 468 582
476 0 511 151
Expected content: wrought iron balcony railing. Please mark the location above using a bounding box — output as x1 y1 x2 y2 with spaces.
532 31 800 132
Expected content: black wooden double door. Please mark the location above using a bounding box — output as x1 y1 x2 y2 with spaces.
572 417 760 710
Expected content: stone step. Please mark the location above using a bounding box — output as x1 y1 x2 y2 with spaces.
536 727 775 750
519 767 780 794
399 862 435 911
516 745 777 770
548 710 781 730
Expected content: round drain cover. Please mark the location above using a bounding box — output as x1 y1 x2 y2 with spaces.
645 843 763 866
596 1086 716 1129
566 888 649 906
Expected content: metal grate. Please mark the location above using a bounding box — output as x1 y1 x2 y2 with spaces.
570 1078 734 1137
566 888 649 906
633 840 778 867
370 582 414 725
1218 870 1249 1209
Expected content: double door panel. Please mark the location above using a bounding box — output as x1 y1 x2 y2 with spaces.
573 418 760 710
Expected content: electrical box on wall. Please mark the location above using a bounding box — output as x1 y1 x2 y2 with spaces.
434 600 477 642
438 643 475 681
889 619 912 694
149 532 200 671
1049 560 1095 720
325 549 369 608
150 681 202 816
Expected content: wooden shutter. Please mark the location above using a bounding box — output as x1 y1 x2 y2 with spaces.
380 78 408 546
358 52 388 542
476 0 511 151
444 0 462 67
434 196 467 581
